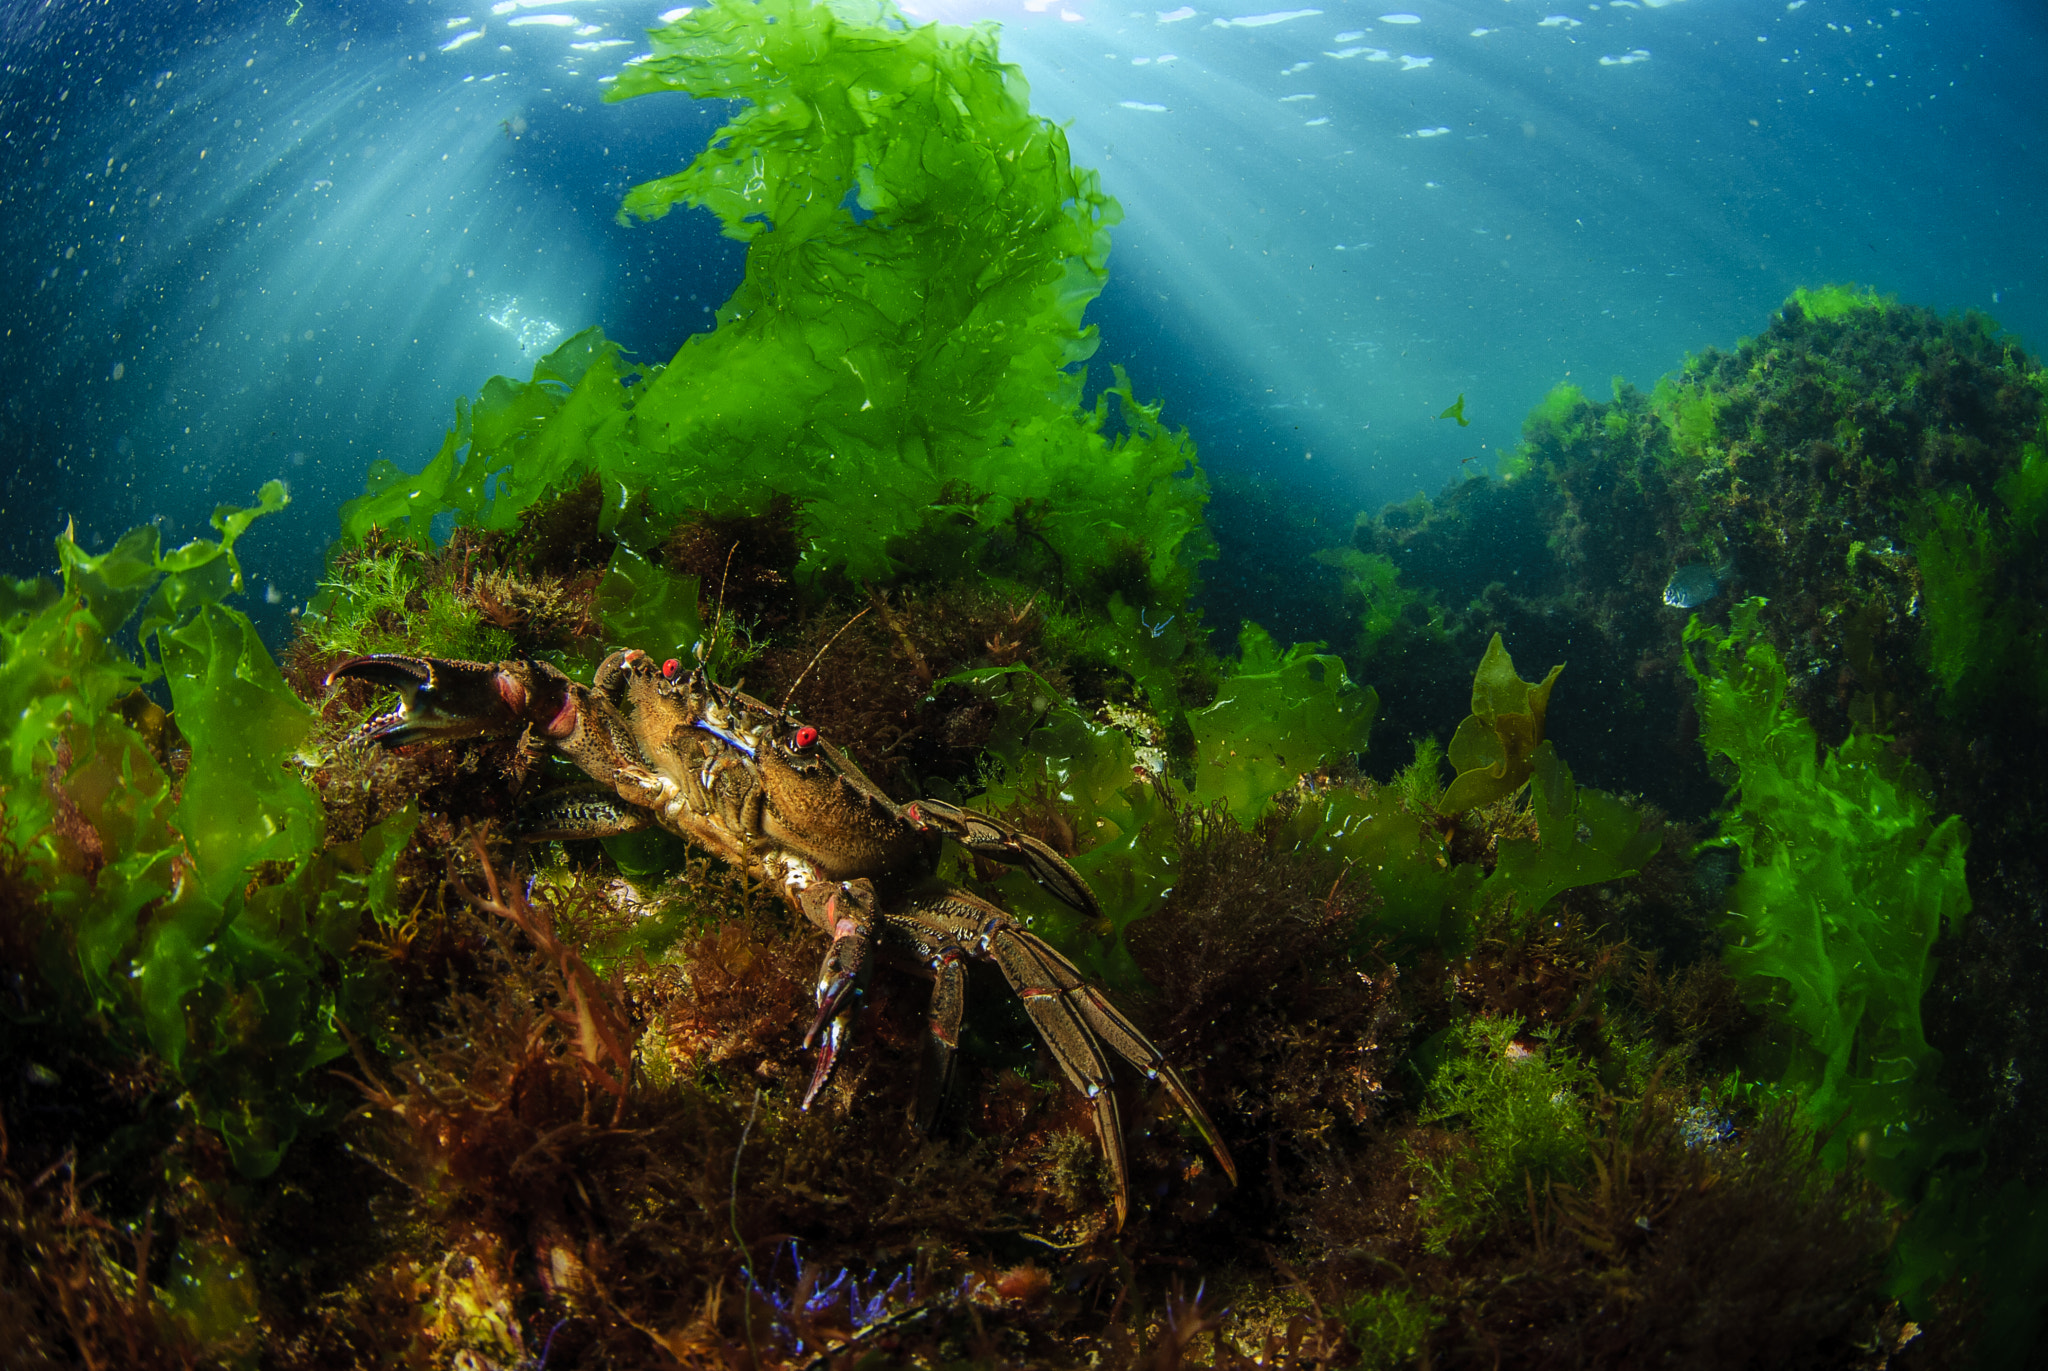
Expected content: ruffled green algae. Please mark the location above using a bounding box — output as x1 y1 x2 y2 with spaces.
1679 598 2048 1350
339 0 1208 620
1685 598 1969 1185
1 483 420 1190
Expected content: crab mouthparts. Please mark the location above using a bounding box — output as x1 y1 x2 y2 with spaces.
693 719 757 758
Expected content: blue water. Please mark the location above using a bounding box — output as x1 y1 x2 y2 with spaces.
2 0 2041 642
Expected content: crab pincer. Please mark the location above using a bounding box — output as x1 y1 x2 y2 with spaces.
798 879 879 1109
325 654 580 747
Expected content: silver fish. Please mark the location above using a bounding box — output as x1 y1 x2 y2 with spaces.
1662 564 1720 610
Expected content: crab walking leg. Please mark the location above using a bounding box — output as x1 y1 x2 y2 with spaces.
994 927 1133 1227
878 912 972 1135
926 890 1238 1210
904 798 1103 922
911 891 1166 1227
1057 978 1238 1189
516 785 655 841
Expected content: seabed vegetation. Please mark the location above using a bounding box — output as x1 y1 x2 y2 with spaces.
3 1 2046 1366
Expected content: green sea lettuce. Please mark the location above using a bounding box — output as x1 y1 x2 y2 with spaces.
1287 786 1483 954
1790 282 1892 322
1184 624 1377 824
339 0 1211 609
1313 547 1440 666
594 543 707 668
1909 420 2048 716
1 488 417 1176
1484 741 1659 922
1684 598 1970 1186
960 624 1374 974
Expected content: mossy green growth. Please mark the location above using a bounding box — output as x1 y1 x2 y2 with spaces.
1343 1287 1438 1370
1526 381 1587 436
340 0 1210 612
1439 634 1563 813
1500 381 1591 480
1 488 418 1177
1484 741 1659 923
1684 598 1970 1190
1392 735 1446 812
1791 282 1893 322
1649 375 1726 466
1409 1015 1598 1252
302 547 516 665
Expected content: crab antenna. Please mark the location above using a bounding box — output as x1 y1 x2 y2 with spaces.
712 540 741 659
781 608 871 714
692 539 745 684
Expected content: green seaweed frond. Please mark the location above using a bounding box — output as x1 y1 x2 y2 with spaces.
1908 464 2048 716
1525 381 1587 437
2 489 422 1178
1648 376 1726 466
1683 598 1971 1190
1483 741 1660 925
1183 625 1378 824
1314 547 1444 669
1439 634 1564 813
1996 437 2048 536
336 0 1211 612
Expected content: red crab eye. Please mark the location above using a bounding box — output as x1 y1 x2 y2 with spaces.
793 725 819 749
661 658 680 680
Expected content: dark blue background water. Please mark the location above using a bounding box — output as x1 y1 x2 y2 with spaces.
2 0 2042 646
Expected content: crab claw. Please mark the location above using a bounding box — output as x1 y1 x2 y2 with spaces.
325 655 579 747
798 880 878 1110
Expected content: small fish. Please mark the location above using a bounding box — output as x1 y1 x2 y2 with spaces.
1662 564 1720 610
1437 394 1468 427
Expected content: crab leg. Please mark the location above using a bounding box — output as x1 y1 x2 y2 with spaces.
514 785 655 841
904 798 1102 922
797 880 879 1110
877 913 971 1134
909 889 1236 1228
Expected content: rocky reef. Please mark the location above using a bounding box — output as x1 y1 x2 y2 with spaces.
1 0 2042 1366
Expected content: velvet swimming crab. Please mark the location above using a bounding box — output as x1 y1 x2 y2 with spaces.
328 649 1236 1226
